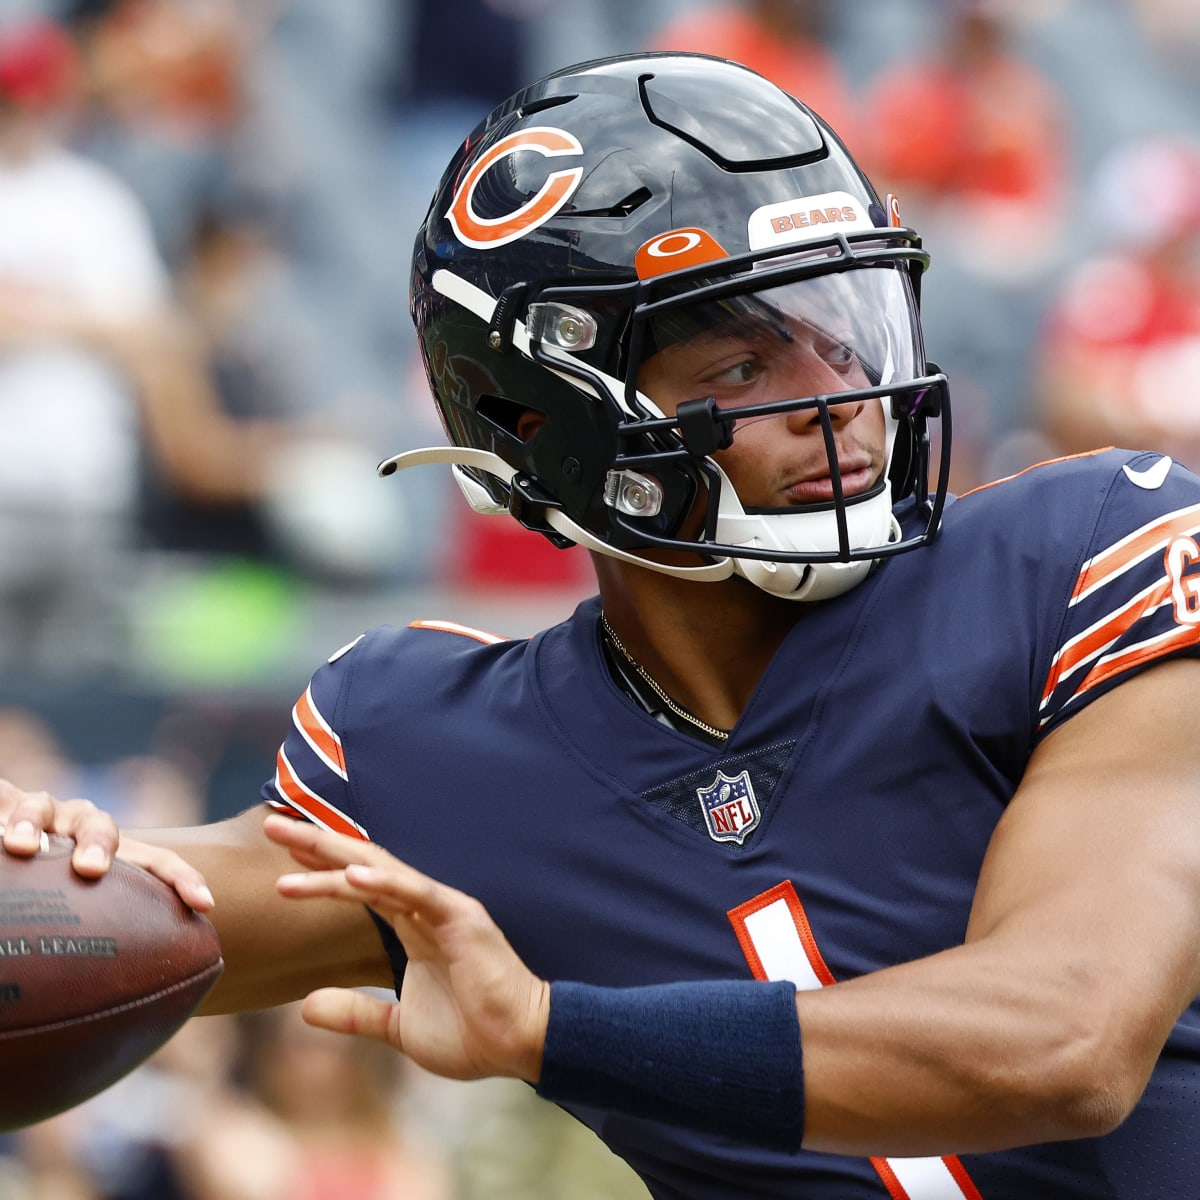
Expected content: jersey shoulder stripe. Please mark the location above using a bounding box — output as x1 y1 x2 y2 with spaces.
1066 623 1200 714
293 684 348 780
273 744 367 839
408 618 509 644
1041 576 1172 706
1070 501 1200 604
1037 456 1200 730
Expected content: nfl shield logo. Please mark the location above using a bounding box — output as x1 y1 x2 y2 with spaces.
696 769 761 845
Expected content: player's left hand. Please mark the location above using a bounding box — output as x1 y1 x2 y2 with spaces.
266 813 550 1084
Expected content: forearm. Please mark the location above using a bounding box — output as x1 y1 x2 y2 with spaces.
794 941 1135 1156
128 812 393 1014
536 938 1155 1158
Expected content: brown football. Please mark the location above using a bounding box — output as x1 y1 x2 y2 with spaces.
0 835 223 1129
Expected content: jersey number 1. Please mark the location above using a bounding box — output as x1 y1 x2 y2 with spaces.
727 882 984 1200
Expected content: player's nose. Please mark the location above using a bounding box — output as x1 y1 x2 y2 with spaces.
784 394 867 435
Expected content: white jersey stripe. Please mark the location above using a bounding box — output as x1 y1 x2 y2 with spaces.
741 896 828 992
1039 622 1200 728
1071 502 1200 606
1040 578 1170 712
328 634 364 663
410 618 508 644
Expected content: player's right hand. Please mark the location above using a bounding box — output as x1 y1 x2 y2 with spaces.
267 813 550 1084
0 778 214 911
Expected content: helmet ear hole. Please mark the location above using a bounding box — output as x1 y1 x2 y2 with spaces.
476 394 543 441
516 409 548 443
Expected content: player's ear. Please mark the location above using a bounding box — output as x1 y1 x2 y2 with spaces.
517 409 547 442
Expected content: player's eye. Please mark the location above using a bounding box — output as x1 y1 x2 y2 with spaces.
706 359 759 389
815 335 857 374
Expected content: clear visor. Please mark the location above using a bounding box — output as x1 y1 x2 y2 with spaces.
637 265 922 422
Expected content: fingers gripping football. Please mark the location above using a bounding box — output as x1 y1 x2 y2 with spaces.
266 814 550 1083
0 778 215 911
0 780 114 869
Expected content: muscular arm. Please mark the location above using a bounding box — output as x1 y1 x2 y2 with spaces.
130 806 394 1014
796 656 1200 1155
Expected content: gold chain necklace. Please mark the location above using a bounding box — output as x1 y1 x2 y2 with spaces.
600 614 730 742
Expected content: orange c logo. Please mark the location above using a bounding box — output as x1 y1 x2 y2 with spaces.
446 127 584 250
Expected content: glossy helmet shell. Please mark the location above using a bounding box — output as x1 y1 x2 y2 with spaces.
409 52 948 581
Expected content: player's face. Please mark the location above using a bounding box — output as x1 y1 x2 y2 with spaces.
637 279 894 507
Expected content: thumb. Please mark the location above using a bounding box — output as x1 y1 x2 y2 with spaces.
300 987 397 1044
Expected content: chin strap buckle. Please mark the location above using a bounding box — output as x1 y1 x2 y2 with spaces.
507 473 576 548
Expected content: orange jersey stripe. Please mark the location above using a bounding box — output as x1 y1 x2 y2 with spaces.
293 685 347 779
1066 622 1200 714
409 618 508 644
869 1158 911 1200
1071 503 1200 604
273 746 367 840
944 1156 986 1200
1041 577 1173 706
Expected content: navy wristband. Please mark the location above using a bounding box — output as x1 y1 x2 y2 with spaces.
535 978 804 1151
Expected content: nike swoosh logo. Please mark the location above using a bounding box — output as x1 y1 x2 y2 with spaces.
1123 455 1173 490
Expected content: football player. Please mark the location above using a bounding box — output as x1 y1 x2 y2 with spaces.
3 53 1200 1199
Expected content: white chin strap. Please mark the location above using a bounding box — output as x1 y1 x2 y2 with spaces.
710 462 900 602
377 446 735 582
378 446 898 601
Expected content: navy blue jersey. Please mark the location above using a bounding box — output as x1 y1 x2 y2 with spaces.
262 449 1200 1200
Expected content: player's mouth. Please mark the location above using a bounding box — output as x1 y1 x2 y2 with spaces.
782 458 877 503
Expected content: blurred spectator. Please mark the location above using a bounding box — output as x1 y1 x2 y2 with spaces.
65 0 268 270
1130 0 1200 108
0 14 419 675
14 1014 242 1200
646 0 860 150
862 0 1070 281
0 706 80 797
859 0 1076 487
0 14 171 671
456 1079 650 1200
175 1004 455 1200
1036 135 1200 471
143 196 329 564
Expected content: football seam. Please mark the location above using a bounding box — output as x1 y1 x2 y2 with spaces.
0 958 224 1039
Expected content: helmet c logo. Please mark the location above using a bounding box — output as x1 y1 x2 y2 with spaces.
447 127 584 250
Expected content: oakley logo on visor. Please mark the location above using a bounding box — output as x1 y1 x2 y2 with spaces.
447 127 584 250
747 190 870 251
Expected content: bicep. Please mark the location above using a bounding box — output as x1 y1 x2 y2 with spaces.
968 656 1200 1059
796 657 1200 1155
133 805 394 1014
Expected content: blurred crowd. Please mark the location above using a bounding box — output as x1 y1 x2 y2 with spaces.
0 0 1197 1195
